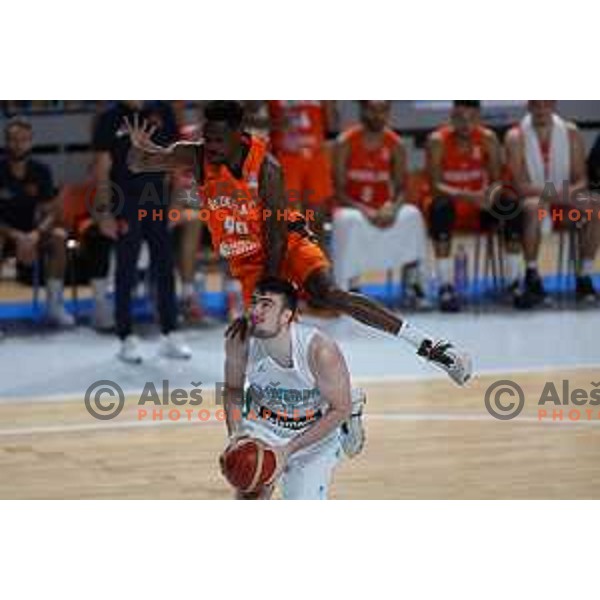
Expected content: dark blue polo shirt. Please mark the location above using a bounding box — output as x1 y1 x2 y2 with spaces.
0 158 56 232
92 101 178 214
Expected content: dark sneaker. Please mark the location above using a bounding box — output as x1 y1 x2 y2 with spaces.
576 275 598 304
525 268 547 302
439 284 461 312
408 284 432 310
512 286 537 309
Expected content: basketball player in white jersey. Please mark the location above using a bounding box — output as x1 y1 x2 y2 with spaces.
222 277 365 500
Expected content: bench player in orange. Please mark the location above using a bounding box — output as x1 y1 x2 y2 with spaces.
267 101 337 245
427 101 518 311
126 101 472 386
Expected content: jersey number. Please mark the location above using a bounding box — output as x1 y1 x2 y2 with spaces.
224 216 249 236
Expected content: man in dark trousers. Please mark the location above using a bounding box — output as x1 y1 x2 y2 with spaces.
92 101 191 363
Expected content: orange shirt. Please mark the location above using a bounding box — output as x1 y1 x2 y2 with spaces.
341 125 400 209
199 135 268 270
268 101 326 155
198 135 303 273
436 124 489 193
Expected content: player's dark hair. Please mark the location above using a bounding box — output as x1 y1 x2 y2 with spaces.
358 100 390 111
453 100 481 109
204 101 244 129
5 116 32 136
254 277 299 316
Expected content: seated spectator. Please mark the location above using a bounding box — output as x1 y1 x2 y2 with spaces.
332 100 429 304
0 117 74 326
426 100 520 311
505 100 599 306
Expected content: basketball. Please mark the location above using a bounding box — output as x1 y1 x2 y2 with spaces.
220 437 278 493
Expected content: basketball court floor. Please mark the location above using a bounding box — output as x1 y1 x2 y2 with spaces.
0 307 599 499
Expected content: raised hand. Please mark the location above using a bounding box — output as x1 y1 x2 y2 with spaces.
123 113 157 151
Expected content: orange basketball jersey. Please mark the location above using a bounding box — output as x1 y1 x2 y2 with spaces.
341 125 400 209
268 101 326 155
436 124 490 193
199 135 268 270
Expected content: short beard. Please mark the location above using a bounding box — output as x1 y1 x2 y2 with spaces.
251 327 279 340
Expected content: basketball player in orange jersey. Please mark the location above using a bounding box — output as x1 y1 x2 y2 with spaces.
126 101 472 386
267 101 337 245
505 100 599 306
427 101 517 311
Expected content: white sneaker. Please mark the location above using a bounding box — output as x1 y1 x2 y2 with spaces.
340 388 367 459
47 305 75 327
92 301 114 331
118 335 143 364
160 332 192 360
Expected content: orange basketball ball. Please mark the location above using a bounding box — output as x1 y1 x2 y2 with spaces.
220 437 278 494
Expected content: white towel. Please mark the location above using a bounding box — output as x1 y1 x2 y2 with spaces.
521 113 570 190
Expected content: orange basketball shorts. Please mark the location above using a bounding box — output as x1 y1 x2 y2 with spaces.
230 232 331 307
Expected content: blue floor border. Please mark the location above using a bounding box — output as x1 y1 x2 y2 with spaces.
1 273 599 323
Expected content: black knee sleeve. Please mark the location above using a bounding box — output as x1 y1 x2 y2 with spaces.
429 196 456 242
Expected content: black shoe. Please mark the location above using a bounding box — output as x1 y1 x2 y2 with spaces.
406 284 432 310
524 268 547 302
512 286 537 309
576 275 598 304
439 284 461 312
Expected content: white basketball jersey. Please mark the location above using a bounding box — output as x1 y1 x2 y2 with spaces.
245 323 328 428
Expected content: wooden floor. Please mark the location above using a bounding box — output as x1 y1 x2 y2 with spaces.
1 368 599 499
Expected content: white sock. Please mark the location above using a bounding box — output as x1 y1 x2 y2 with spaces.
504 254 521 284
92 278 109 304
46 278 63 307
397 321 430 350
526 261 538 271
581 259 594 276
182 281 195 299
436 258 453 286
